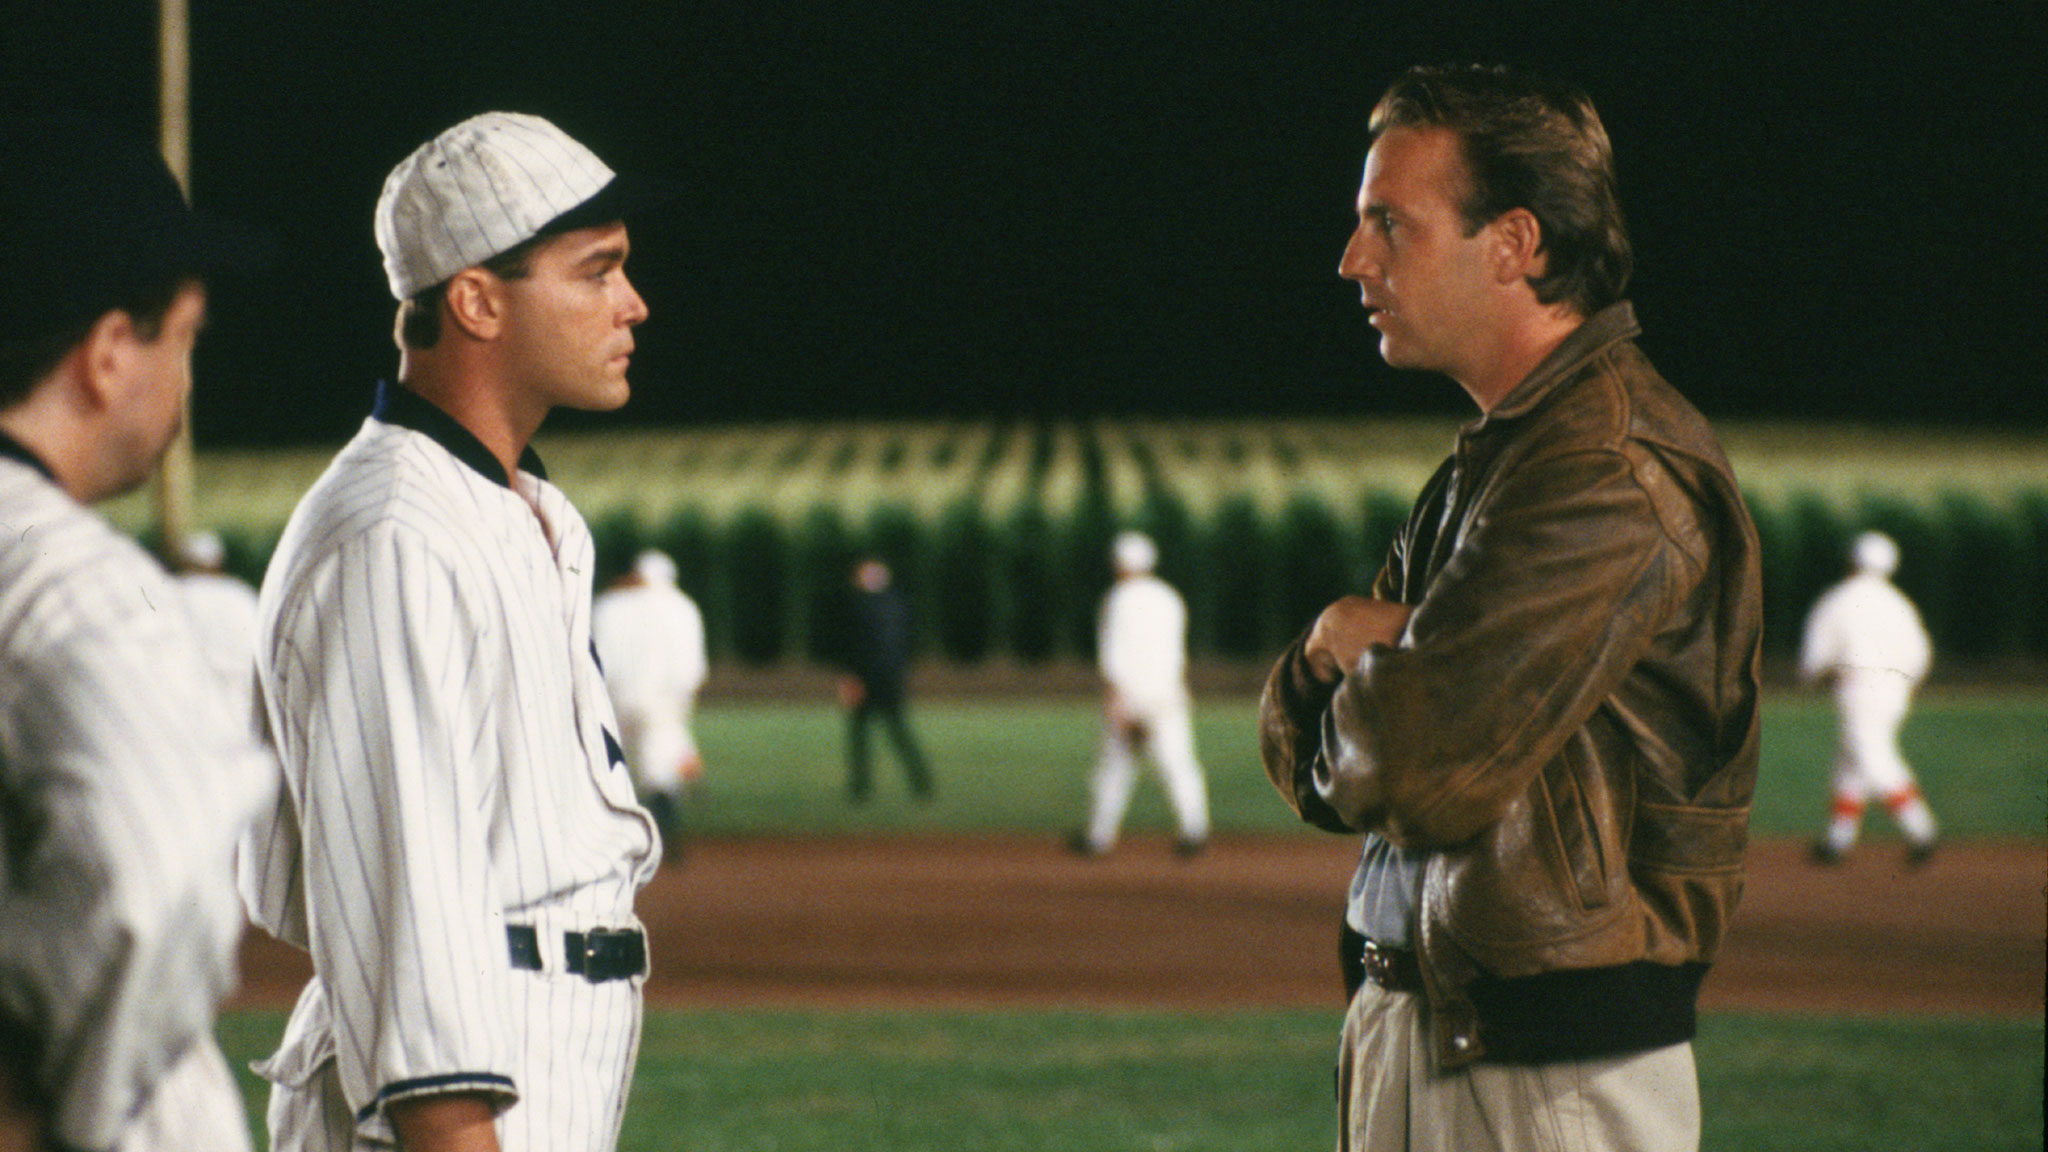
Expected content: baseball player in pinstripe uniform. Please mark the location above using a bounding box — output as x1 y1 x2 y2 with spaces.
1 118 273 1152
238 113 656 1152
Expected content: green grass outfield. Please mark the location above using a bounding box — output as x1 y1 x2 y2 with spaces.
674 687 2048 839
217 689 2045 1149
215 1008 2044 1151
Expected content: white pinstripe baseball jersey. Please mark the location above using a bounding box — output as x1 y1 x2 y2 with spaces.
240 384 657 1151
1 441 273 1152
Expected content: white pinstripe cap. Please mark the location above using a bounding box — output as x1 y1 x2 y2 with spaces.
375 111 615 299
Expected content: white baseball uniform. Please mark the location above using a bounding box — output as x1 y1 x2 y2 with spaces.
177 568 263 738
591 575 706 795
239 385 658 1151
1799 568 1937 849
1 442 273 1152
1082 572 1209 852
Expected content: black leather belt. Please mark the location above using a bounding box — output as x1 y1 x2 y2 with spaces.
507 925 647 982
1360 937 1424 993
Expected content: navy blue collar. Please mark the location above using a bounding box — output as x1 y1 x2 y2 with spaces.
0 429 58 483
370 380 546 489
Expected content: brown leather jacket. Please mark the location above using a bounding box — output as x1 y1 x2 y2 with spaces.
1260 303 1763 1068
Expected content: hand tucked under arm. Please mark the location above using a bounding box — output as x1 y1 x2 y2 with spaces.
1303 596 1413 682
1257 595 1411 835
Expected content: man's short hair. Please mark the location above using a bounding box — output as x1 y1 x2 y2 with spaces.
1 115 258 407
395 235 542 351
1370 64 1633 317
0 278 189 408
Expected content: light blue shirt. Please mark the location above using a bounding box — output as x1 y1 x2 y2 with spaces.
1347 833 1429 948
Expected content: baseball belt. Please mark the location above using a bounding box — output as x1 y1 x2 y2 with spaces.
506 924 647 982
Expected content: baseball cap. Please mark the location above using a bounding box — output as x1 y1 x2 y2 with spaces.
376 112 633 300
634 549 678 586
179 529 226 569
1851 531 1899 577
1113 531 1158 574
0 114 266 340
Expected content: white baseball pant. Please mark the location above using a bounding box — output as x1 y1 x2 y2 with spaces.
1085 696 1209 850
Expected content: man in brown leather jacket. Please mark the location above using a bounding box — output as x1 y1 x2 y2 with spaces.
1259 66 1762 1151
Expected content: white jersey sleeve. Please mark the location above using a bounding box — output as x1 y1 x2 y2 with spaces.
262 520 520 1119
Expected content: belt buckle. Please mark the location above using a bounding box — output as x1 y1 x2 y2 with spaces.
1361 940 1391 986
1360 939 1410 991
570 928 647 982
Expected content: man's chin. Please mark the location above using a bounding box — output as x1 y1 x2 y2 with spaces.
568 381 633 413
94 461 158 506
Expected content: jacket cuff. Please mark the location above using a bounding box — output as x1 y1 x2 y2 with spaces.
1258 632 1353 833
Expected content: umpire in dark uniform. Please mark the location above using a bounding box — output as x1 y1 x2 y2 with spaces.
827 557 936 802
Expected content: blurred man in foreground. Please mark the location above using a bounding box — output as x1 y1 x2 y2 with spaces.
0 117 272 1152
1258 66 1763 1151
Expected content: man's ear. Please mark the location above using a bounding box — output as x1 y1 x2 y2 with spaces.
1489 208 1548 286
71 309 141 414
443 267 507 341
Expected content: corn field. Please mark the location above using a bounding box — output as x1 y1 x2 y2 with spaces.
105 419 2048 666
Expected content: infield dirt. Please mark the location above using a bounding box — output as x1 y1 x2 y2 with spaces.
233 835 2044 1018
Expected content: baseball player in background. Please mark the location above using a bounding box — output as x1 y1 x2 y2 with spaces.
593 549 708 859
173 530 264 739
0 117 273 1152
238 113 658 1152
1071 531 1209 858
1800 531 1940 865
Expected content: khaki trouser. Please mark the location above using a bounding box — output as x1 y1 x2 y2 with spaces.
1337 981 1700 1152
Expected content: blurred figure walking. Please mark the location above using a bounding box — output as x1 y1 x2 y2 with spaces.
1071 531 1209 857
829 557 935 802
1801 531 1939 865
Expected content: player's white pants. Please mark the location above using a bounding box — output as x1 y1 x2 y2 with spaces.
1085 697 1209 850
1830 671 1918 800
264 967 642 1152
615 706 694 794
115 1037 254 1152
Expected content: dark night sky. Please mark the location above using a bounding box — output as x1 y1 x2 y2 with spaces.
5 0 2043 446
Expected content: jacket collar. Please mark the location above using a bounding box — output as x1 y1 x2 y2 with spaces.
1468 301 1640 431
370 380 547 488
0 428 58 484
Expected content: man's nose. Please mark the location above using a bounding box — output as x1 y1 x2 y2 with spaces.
618 274 649 325
1339 228 1376 281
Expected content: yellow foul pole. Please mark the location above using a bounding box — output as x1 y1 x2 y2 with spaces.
153 0 195 564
